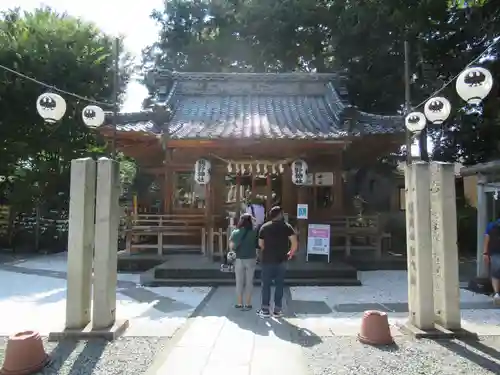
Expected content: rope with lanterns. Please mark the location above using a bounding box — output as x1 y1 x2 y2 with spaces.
405 65 494 135
36 92 107 128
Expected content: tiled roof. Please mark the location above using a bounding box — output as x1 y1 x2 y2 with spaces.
168 95 347 139
108 72 403 139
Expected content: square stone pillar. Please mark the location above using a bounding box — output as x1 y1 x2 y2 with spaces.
66 158 96 329
405 162 434 330
92 158 120 329
430 162 461 330
476 175 488 277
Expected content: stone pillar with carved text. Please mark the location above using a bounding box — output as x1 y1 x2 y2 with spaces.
405 162 434 330
92 157 120 329
66 158 96 329
430 162 461 330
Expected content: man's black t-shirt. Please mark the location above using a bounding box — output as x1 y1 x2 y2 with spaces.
258 220 296 264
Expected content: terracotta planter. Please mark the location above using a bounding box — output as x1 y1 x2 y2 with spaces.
1 331 49 375
358 310 394 345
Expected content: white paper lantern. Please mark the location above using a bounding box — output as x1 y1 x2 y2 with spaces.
456 66 493 105
82 105 105 128
424 97 451 124
405 112 427 133
36 92 67 123
291 159 308 185
194 158 211 185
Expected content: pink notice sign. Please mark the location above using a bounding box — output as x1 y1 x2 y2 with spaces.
308 227 329 238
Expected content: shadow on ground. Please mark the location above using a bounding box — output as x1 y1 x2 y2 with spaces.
433 338 500 373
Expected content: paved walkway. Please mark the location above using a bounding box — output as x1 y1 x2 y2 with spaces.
151 286 310 375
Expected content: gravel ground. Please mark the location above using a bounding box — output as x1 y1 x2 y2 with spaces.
300 336 500 375
0 337 168 375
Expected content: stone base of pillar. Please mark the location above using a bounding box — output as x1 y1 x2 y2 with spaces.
398 322 477 339
48 319 129 342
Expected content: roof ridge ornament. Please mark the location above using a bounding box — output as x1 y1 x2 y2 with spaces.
156 71 344 83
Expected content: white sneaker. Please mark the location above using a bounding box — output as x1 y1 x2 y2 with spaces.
493 293 500 305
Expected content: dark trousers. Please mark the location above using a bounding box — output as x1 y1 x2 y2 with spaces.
261 262 286 310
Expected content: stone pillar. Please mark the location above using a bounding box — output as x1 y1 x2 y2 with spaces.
430 162 461 330
92 158 120 329
66 158 96 329
476 175 488 277
405 162 434 330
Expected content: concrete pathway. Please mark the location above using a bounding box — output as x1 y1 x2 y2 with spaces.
151 286 311 375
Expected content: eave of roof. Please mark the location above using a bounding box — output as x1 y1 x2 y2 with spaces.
102 72 403 140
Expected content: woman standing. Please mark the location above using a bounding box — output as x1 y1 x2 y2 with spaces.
229 213 258 310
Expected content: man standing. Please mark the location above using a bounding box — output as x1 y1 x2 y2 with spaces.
246 196 265 227
484 216 500 304
257 206 298 317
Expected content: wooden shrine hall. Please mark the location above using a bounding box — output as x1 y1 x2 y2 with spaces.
100 71 404 263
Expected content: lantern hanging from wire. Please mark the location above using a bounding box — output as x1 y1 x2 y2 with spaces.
424 97 452 125
404 112 427 134
82 105 106 128
455 66 493 105
36 92 67 123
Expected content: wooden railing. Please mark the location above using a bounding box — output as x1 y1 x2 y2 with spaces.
124 213 223 255
323 215 390 258
124 213 391 259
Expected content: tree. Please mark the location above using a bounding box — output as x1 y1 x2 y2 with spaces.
142 0 499 163
0 7 132 213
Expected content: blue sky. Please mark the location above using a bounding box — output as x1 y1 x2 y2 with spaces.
1 0 164 112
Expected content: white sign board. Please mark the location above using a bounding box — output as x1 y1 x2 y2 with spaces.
297 204 308 219
315 172 334 186
306 224 330 262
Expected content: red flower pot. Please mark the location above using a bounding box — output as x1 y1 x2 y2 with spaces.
1 331 49 375
358 310 394 345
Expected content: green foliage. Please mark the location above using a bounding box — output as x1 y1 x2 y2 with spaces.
0 7 133 213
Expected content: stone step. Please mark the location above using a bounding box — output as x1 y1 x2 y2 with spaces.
142 277 361 287
153 265 358 280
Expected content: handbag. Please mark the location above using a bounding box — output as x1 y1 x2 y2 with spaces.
221 229 251 272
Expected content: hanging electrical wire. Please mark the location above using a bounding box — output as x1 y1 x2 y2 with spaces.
411 36 500 112
0 62 113 108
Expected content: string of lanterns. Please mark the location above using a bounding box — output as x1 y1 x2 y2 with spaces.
36 92 107 128
405 66 494 134
0 176 15 184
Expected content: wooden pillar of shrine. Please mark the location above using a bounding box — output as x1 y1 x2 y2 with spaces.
204 182 213 255
334 153 344 214
266 174 272 211
163 148 173 213
281 165 292 216
235 174 241 217
297 186 307 252
251 174 256 198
